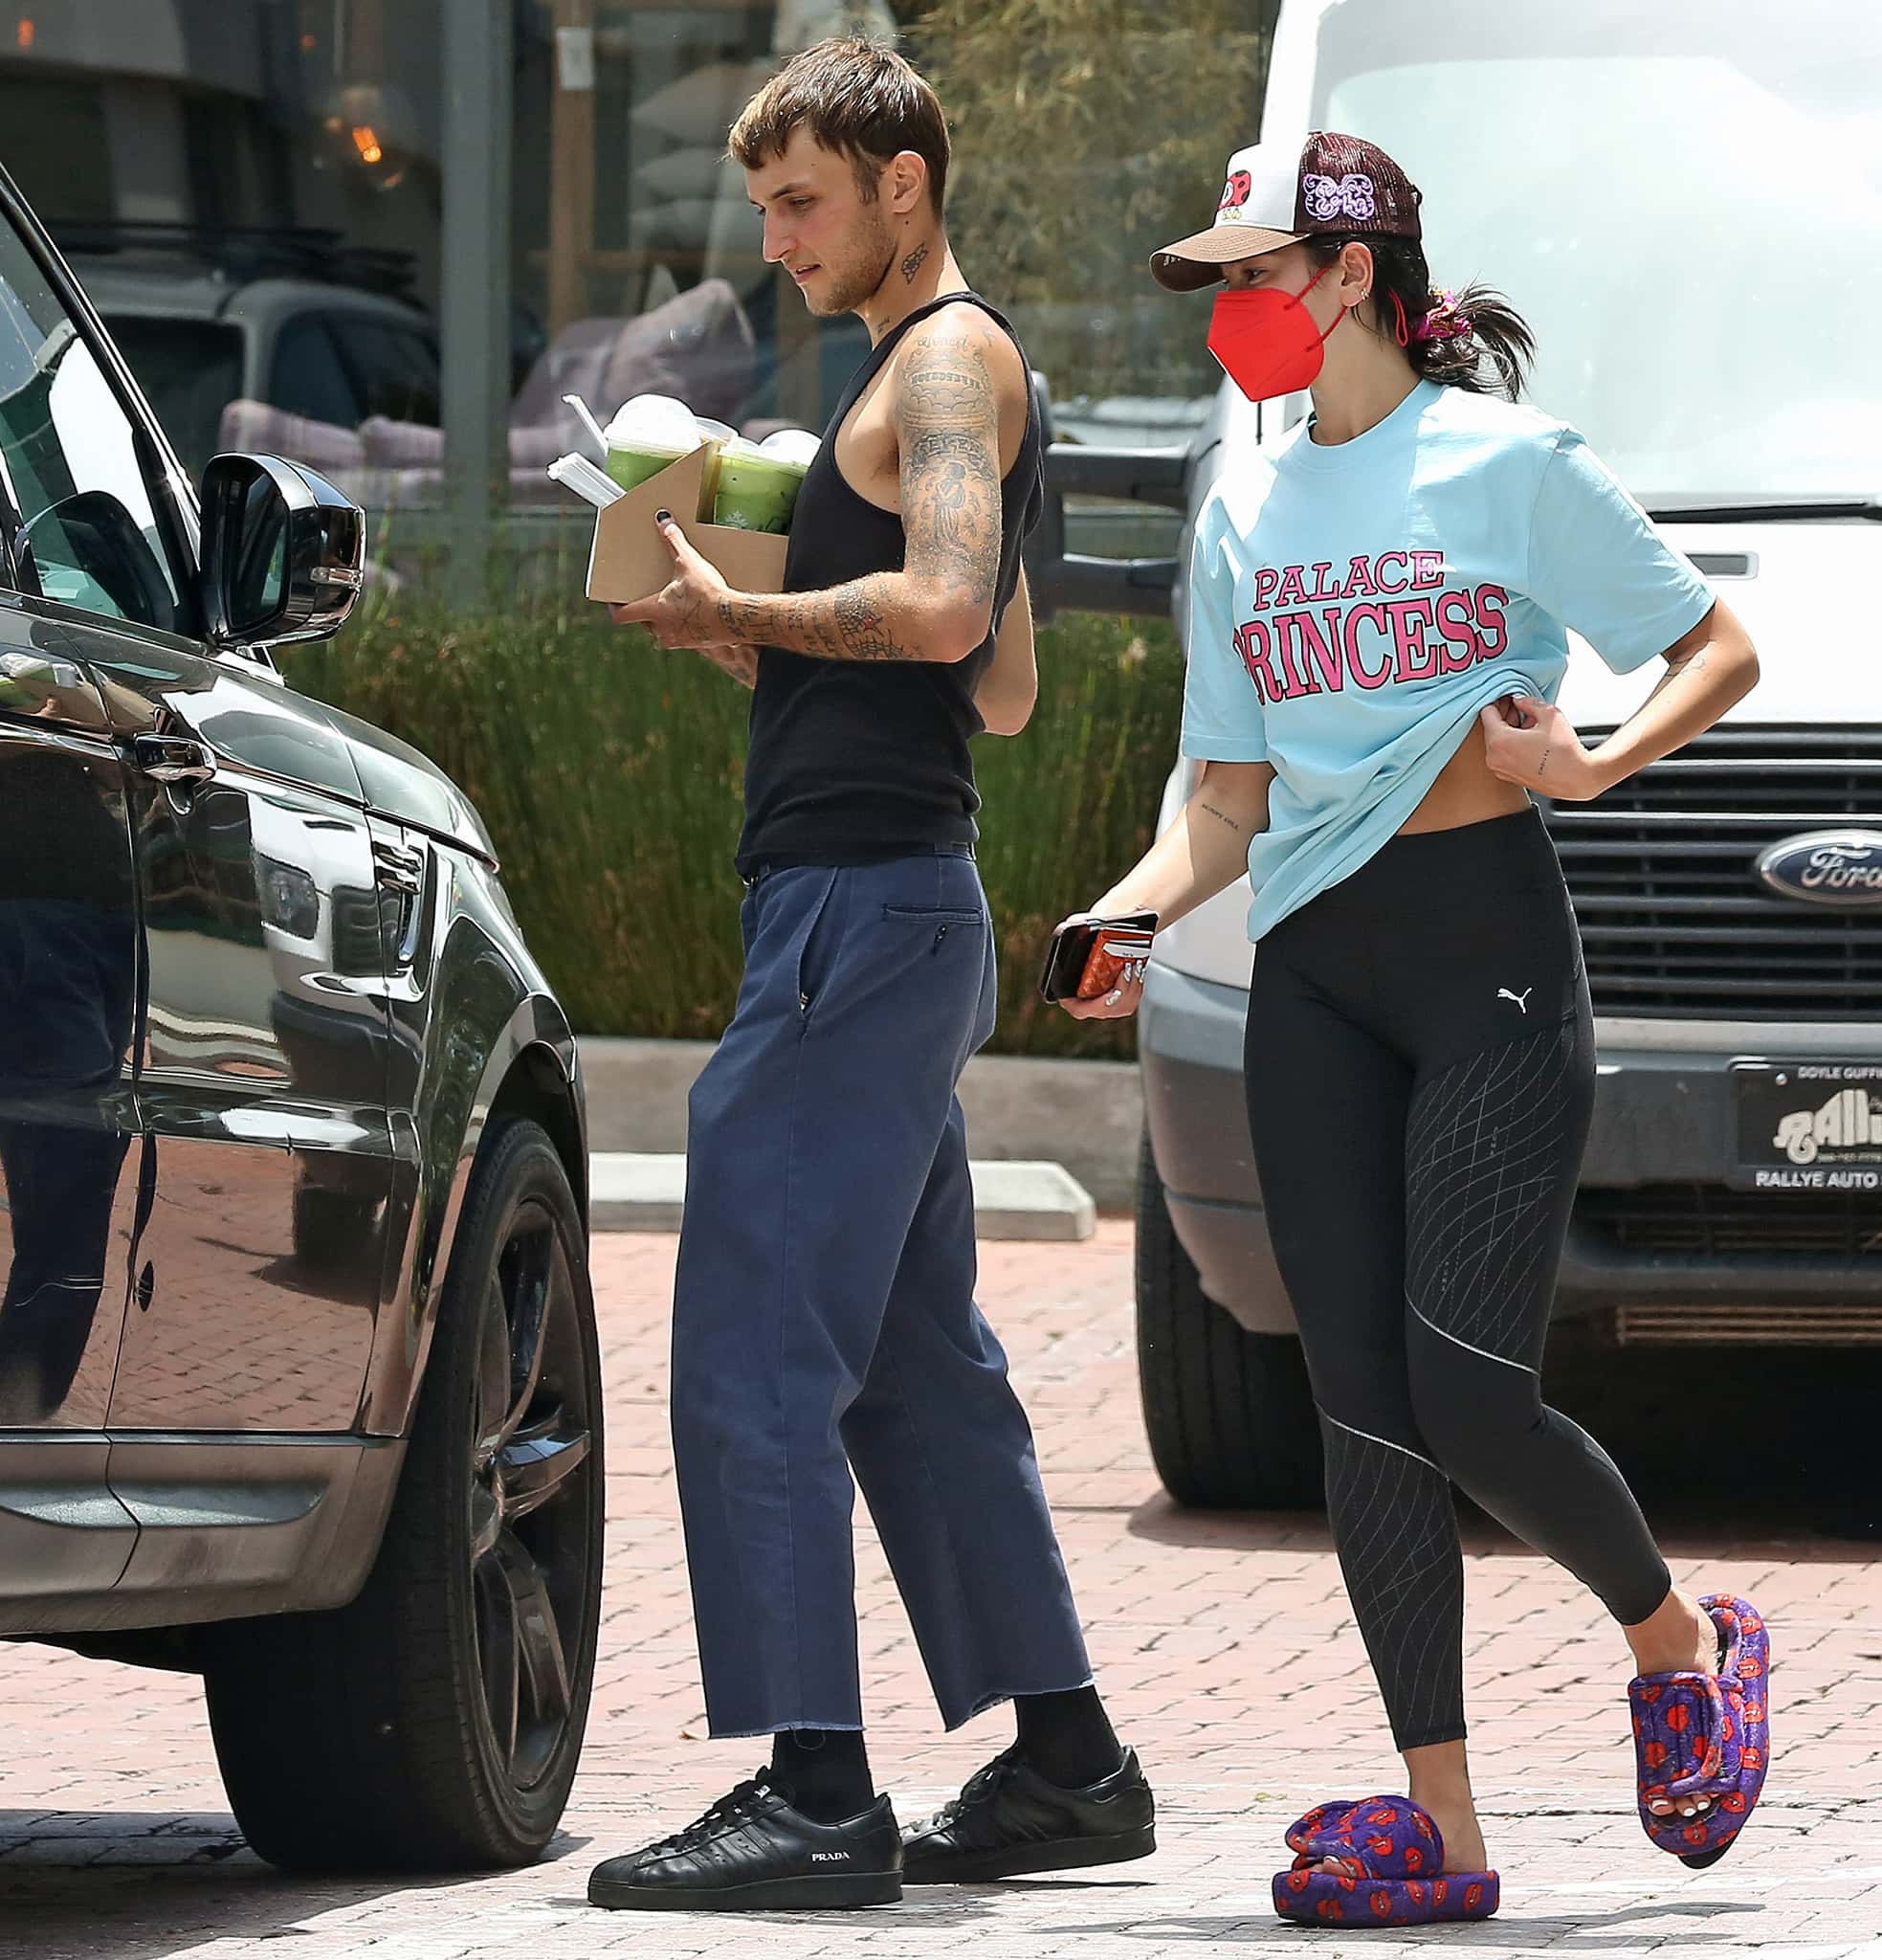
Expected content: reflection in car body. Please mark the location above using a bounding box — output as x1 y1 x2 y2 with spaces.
0 163 605 1874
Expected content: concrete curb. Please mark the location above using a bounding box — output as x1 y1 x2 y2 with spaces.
578 1037 1142 1211
590 1152 1096 1241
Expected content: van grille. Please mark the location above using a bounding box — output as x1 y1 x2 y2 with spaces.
1541 726 1882 1019
1578 1182 1882 1259
1612 1303 1882 1346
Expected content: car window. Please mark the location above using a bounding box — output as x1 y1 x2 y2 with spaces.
103 316 245 480
270 315 362 430
329 318 441 427
0 217 185 631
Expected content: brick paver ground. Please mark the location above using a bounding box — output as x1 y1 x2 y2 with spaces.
4 1223 1881 1958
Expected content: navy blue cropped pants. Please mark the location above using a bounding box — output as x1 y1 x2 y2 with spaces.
671 847 1093 1737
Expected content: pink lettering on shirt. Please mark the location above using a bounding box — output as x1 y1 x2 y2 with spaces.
1434 590 1481 673
1342 602 1393 688
1387 597 1440 682
1232 572 1511 706
1272 613 1317 697
1234 617 1285 702
1294 606 1347 693
1473 584 1509 660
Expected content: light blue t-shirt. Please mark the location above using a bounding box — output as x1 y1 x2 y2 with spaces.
1180 378 1716 941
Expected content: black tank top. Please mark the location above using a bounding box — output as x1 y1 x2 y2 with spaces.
735 293 1043 875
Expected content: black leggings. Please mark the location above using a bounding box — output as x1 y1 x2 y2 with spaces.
1245 808 1671 1751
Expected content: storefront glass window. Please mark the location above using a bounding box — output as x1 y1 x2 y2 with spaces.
4 2 1271 533
1 0 444 484
511 2 1270 506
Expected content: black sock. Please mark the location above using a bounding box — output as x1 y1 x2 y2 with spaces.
770 1728 874 1823
1013 1687 1123 1790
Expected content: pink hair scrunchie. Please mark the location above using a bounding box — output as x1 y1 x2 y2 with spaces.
1413 289 1474 344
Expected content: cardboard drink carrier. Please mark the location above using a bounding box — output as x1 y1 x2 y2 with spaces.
586 439 789 605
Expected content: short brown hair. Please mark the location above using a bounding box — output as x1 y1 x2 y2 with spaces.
729 37 949 217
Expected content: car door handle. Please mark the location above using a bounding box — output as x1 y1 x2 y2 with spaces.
132 733 216 785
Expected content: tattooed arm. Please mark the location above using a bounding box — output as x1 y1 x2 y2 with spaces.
612 306 1015 664
1052 759 1274 1021
717 307 1007 661
1085 760 1274 928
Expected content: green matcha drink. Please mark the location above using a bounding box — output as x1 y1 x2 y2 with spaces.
711 444 808 534
604 437 692 495
601 393 701 495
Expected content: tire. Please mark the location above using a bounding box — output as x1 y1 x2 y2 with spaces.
203 1117 605 1871
1135 1129 1322 1509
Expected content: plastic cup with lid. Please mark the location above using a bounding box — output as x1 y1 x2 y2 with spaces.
711 430 820 534
601 393 703 495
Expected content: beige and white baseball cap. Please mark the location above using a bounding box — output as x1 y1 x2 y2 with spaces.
1152 132 1424 293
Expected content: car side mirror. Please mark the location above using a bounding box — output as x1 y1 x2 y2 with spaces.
1023 371 1190 628
199 453 365 653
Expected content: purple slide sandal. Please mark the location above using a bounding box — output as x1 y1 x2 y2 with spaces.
1272 1796 1498 1928
1630 1592 1771 1868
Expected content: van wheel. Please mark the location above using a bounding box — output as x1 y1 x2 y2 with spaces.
1135 1130 1322 1509
202 1118 604 1871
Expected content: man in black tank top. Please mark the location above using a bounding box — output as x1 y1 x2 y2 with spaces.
590 39 1151 1918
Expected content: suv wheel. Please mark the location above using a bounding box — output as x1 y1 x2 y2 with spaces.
1135 1129 1321 1509
203 1117 604 1870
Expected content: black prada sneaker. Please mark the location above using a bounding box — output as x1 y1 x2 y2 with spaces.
587 1771 902 1911
901 1746 1156 1883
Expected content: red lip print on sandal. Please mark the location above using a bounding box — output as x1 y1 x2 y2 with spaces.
1630 1593 1771 1868
1271 1796 1498 1928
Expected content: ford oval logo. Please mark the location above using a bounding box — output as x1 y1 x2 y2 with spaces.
1758 830 1882 906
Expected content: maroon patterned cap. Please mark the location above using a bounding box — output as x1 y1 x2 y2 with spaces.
1153 131 1424 292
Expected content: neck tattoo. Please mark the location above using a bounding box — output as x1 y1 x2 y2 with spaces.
901 241 930 284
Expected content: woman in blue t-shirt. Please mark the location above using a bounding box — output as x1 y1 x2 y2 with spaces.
1061 132 1766 1927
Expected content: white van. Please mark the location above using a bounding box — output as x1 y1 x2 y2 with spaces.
1036 0 1882 1506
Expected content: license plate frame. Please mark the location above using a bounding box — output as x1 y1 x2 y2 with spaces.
1730 1059 1882 1192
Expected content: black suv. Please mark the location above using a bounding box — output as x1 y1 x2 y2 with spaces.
0 171 603 1868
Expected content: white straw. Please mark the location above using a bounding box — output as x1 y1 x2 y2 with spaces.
546 453 625 508
563 392 609 458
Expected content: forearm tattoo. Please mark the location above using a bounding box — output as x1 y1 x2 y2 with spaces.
713 315 1005 665
717 575 913 662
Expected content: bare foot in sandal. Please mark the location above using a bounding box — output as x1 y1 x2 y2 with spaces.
1626 1586 1725 1819
1311 1744 1490 1879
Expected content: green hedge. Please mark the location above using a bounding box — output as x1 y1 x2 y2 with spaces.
282 591 1181 1059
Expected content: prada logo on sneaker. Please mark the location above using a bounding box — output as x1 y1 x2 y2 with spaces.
809 1851 849 1862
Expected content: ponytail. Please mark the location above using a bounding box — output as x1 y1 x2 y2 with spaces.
1305 234 1535 401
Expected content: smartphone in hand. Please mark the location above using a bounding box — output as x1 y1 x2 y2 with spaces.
1037 912 1158 1004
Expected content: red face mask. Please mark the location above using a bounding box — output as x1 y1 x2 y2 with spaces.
1207 265 1342 403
